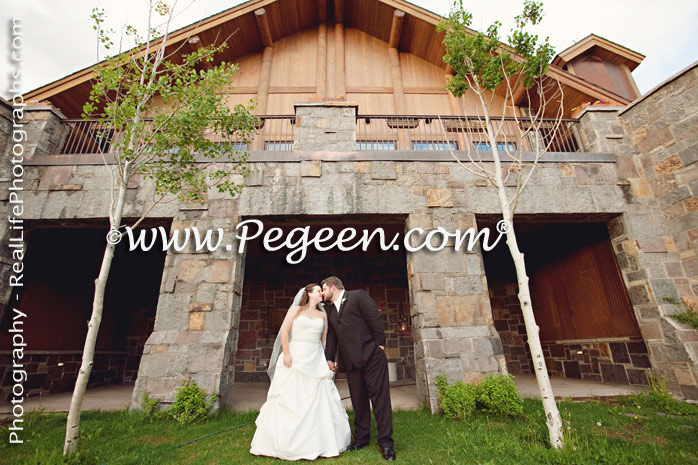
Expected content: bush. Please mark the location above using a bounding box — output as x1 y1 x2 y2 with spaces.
435 373 523 419
168 380 217 425
140 391 166 421
476 373 524 416
435 375 477 420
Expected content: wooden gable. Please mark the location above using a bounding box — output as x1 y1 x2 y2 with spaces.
25 0 637 118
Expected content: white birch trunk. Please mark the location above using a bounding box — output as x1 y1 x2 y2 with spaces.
483 112 564 449
506 224 564 448
63 166 129 456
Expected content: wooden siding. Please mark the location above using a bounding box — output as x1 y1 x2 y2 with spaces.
571 56 638 101
530 227 641 342
27 0 633 119
213 25 518 115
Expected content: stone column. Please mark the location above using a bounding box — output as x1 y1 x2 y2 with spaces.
0 102 67 320
130 196 245 409
0 98 14 321
407 212 505 413
292 102 357 152
575 106 628 153
21 103 67 157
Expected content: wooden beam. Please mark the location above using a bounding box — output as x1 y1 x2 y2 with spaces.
24 0 280 102
317 22 327 100
389 48 405 114
335 22 345 98
254 8 273 48
389 10 405 49
257 46 273 114
546 67 630 105
187 35 211 70
388 48 407 152
388 12 406 115
334 0 343 23
254 45 273 149
318 0 327 22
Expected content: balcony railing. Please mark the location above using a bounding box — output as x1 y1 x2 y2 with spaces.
55 114 580 155
55 116 296 155
356 115 580 152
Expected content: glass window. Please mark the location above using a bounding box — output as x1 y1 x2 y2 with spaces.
216 141 248 152
472 141 517 152
412 141 458 151
264 141 293 151
356 141 396 151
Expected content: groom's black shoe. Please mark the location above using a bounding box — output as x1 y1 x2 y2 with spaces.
381 446 396 461
346 442 368 452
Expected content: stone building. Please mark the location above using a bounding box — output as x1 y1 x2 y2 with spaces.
1 0 697 412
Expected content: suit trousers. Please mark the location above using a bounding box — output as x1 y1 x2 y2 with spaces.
345 345 394 448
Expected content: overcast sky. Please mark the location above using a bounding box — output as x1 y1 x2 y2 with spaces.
2 0 697 101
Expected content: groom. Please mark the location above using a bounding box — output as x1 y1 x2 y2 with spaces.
322 276 395 461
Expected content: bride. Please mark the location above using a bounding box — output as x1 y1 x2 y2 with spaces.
250 283 351 460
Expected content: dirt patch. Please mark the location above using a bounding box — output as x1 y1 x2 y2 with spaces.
599 426 667 445
141 435 170 445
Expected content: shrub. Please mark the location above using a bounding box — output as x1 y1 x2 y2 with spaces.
435 376 477 419
435 373 524 419
435 375 478 420
168 380 217 425
476 373 524 416
140 391 165 421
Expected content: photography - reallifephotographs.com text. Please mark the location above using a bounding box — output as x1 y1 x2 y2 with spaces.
7 16 27 445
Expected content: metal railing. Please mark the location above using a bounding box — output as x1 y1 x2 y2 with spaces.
251 115 295 151
355 115 580 152
55 116 297 155
57 119 118 154
55 115 580 155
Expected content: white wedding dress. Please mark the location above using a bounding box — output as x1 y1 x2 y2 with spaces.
250 315 351 460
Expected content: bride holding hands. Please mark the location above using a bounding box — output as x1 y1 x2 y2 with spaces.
250 283 351 460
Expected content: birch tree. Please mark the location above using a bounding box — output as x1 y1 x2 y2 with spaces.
63 1 258 456
438 0 567 448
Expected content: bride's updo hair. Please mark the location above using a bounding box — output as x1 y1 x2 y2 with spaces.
298 283 320 308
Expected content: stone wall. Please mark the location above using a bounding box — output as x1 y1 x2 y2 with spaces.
236 255 413 382
0 98 15 319
12 153 687 407
8 98 698 410
234 154 656 409
619 64 698 312
0 351 127 400
293 102 357 152
575 102 698 399
490 282 532 375
130 201 246 409
122 305 157 383
490 282 651 387
616 64 698 398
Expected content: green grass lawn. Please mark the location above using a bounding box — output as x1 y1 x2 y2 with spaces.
2 398 697 465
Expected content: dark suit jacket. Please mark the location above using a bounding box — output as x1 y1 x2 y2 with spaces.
324 289 386 371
